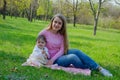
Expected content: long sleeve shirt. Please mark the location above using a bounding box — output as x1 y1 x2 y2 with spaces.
39 29 64 62
27 45 50 64
31 45 50 59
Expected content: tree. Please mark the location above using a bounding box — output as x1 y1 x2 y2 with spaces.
27 0 38 22
78 2 93 25
72 0 79 27
66 0 80 27
0 0 3 15
37 0 52 20
1 0 7 19
6 0 30 18
89 0 103 35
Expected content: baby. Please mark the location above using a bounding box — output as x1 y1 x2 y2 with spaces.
22 35 50 67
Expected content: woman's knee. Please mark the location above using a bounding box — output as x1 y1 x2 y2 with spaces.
56 54 77 62
54 54 78 64
54 55 70 67
66 54 82 64
67 54 78 60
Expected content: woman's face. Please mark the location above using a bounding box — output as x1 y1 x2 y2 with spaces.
52 17 63 32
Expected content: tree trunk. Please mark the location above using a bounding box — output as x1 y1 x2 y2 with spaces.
89 0 102 35
94 17 98 35
45 0 50 21
3 0 7 20
27 4 33 22
73 13 76 27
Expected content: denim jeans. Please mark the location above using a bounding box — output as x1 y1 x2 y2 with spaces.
54 49 99 70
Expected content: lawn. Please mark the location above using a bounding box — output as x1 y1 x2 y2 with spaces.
0 16 120 80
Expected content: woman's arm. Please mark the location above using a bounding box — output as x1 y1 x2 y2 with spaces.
50 39 64 63
47 43 64 65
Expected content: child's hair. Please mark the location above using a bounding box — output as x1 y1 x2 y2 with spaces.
36 35 47 43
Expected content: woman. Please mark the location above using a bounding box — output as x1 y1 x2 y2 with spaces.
38 13 113 77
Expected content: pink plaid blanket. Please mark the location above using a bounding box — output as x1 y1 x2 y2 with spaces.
46 65 91 76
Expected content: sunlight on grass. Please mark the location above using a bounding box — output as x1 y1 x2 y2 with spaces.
0 16 120 80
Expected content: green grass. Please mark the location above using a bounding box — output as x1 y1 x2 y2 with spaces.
0 16 120 80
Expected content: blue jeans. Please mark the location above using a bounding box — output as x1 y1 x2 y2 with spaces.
54 49 99 70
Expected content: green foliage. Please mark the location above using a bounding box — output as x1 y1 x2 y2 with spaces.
0 0 3 8
37 0 53 16
0 16 120 80
99 17 120 29
37 6 45 15
78 2 93 25
110 19 120 29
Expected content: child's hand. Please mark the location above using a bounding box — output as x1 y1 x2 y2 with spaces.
42 50 46 54
42 50 48 58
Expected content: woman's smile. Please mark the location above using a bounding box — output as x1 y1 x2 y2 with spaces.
52 17 62 32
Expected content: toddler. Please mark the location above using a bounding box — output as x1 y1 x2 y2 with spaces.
22 35 50 67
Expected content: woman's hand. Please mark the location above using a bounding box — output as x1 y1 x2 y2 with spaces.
46 60 54 65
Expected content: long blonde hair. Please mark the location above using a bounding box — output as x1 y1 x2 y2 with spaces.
47 13 69 54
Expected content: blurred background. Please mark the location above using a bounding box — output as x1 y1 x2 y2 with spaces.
0 0 120 30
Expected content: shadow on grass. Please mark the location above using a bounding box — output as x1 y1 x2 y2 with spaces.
1 31 36 46
69 35 107 48
0 23 21 31
0 51 118 79
0 22 41 34
0 50 57 80
70 35 116 42
0 50 26 63
70 41 92 48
